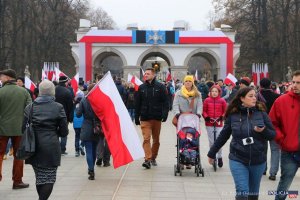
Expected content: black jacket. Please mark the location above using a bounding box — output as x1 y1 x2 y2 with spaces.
208 106 276 165
24 96 68 167
259 89 280 113
55 85 74 122
76 97 100 142
135 78 169 121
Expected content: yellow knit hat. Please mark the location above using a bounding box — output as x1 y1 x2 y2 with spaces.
183 75 194 82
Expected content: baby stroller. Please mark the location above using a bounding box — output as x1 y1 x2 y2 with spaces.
174 113 204 177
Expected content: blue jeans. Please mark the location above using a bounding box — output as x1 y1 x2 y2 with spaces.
229 159 266 197
128 109 135 121
275 151 299 200
84 141 98 172
74 128 84 152
265 140 281 176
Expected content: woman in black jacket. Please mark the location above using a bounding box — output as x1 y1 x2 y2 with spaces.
76 84 100 180
24 80 68 200
207 87 276 200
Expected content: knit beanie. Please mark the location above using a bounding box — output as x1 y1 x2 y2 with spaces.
183 75 194 82
39 80 55 96
240 77 251 86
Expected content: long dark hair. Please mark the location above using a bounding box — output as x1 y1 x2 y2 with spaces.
225 87 266 117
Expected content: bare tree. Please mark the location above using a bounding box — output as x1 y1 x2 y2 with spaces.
87 7 115 29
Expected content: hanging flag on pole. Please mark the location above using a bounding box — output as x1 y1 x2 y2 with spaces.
55 67 69 81
224 73 238 86
252 63 258 86
24 76 37 93
41 69 47 81
87 71 144 168
127 73 143 91
195 69 199 81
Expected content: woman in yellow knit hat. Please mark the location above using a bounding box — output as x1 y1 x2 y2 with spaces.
173 75 202 169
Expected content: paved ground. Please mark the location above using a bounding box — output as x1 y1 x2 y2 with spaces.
1 113 299 200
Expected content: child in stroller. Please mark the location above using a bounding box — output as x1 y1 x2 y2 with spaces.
179 128 198 168
174 113 204 176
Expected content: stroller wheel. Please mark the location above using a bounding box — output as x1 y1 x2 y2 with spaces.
201 168 205 177
195 167 199 177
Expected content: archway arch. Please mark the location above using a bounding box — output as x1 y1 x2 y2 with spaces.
184 48 220 81
136 47 175 67
92 47 127 78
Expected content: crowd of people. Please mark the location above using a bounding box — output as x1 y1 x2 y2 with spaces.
0 67 299 200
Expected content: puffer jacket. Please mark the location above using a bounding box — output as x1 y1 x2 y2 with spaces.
208 106 276 165
135 78 169 121
202 85 227 127
76 97 100 142
24 96 68 167
173 90 203 116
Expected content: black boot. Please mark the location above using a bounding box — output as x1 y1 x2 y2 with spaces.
248 195 259 200
88 170 95 180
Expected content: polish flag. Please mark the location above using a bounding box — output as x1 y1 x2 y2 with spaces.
41 69 47 80
87 72 144 168
224 73 238 86
195 69 199 81
25 76 36 93
166 70 172 82
141 68 146 81
55 67 69 81
264 63 269 78
128 73 143 91
259 64 264 82
252 63 258 86
70 73 79 95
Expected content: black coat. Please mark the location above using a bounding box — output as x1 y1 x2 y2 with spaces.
55 84 74 123
76 97 100 142
135 78 169 121
259 89 280 113
208 106 276 165
24 96 68 167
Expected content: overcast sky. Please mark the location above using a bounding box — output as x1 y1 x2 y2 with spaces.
89 0 214 30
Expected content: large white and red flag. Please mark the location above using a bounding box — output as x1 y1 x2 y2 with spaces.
70 73 79 95
224 73 238 86
127 73 143 91
25 76 37 93
87 72 144 168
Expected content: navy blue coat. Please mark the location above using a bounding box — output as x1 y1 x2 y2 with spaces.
208 106 276 165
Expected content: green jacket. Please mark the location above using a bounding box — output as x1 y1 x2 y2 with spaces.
0 82 32 136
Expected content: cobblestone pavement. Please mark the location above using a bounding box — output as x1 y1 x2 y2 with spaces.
1 113 299 200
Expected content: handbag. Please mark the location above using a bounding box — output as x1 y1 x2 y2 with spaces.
16 103 35 160
172 98 195 126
